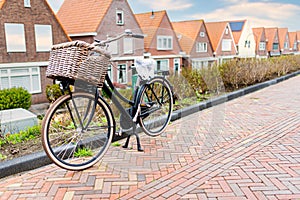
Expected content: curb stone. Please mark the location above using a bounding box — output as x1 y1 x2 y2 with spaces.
1 70 300 179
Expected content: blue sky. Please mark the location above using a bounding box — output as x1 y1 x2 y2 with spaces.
47 0 300 31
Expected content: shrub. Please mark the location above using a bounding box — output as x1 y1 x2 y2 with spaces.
46 84 63 103
0 87 31 110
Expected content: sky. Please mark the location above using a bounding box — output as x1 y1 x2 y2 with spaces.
47 0 300 31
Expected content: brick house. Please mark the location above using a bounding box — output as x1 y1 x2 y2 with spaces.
57 0 144 86
265 28 280 57
0 0 70 104
172 20 216 70
297 31 300 54
288 32 298 54
135 10 183 74
278 28 291 55
229 20 256 58
205 21 237 64
252 27 268 58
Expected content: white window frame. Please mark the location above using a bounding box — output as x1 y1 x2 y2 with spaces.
117 64 127 84
225 27 229 35
156 59 169 72
24 0 31 7
116 10 124 25
259 42 266 51
284 42 289 50
157 36 173 50
108 40 119 55
107 65 113 81
294 42 297 50
200 32 205 37
196 42 208 53
34 24 53 52
123 37 134 54
4 23 27 53
0 67 41 94
222 39 232 52
192 60 209 70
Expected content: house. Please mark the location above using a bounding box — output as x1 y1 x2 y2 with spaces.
135 10 183 74
172 20 216 70
229 20 256 58
297 31 300 54
278 28 291 55
288 32 298 54
264 28 280 57
57 0 144 85
205 21 237 64
252 27 268 58
0 0 70 104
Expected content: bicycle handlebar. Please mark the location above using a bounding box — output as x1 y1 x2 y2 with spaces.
93 30 144 47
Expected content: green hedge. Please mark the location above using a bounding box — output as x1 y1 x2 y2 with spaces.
0 87 31 110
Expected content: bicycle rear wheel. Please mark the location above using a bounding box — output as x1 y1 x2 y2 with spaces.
42 92 114 171
138 77 173 137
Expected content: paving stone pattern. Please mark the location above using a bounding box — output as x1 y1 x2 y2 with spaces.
1 76 300 199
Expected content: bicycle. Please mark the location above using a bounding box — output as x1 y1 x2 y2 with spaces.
42 30 174 171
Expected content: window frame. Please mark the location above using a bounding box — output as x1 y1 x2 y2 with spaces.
259 42 266 51
221 39 232 52
123 37 134 54
24 0 31 7
157 36 173 50
0 67 41 94
116 10 124 25
196 42 208 53
117 64 127 84
156 59 169 72
4 23 27 53
273 43 279 50
34 24 53 52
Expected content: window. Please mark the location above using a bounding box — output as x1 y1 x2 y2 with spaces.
284 42 289 50
192 61 208 70
200 32 205 37
117 64 127 84
294 42 297 50
156 60 169 72
273 43 279 50
123 38 133 54
24 0 30 7
157 36 173 50
196 42 207 52
222 39 232 51
108 40 118 55
0 67 41 93
244 40 251 48
4 23 26 52
259 42 266 51
107 65 113 81
225 27 229 35
116 10 124 25
34 25 53 52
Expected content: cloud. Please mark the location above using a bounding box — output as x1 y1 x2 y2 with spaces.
134 0 193 11
190 1 300 31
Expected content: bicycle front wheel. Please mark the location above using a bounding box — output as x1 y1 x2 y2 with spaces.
42 92 114 171
138 77 173 137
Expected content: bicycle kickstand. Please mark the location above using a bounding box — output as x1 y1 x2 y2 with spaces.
122 126 143 152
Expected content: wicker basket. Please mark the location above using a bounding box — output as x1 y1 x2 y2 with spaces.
46 40 111 87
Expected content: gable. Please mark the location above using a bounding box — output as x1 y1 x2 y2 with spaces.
278 28 288 49
172 20 203 54
57 0 113 35
135 11 165 50
265 28 278 51
206 22 228 52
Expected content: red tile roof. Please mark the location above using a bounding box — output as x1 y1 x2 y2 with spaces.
135 10 166 50
265 28 278 51
278 28 288 50
0 0 5 9
57 0 113 35
252 27 265 50
172 20 204 54
205 21 229 52
229 20 246 44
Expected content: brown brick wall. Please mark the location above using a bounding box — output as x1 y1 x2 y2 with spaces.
0 0 70 104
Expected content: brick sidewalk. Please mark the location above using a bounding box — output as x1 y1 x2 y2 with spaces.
1 76 300 200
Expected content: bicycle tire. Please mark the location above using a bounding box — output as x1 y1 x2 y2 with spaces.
138 77 173 137
42 92 114 171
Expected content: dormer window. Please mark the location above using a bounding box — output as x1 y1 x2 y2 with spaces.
24 0 31 7
116 10 124 25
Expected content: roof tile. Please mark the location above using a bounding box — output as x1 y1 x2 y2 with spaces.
57 0 113 35
172 20 204 54
205 21 228 52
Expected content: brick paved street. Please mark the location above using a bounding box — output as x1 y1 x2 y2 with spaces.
1 75 300 200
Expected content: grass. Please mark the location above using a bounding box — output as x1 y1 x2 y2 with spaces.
0 125 41 147
74 147 93 157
